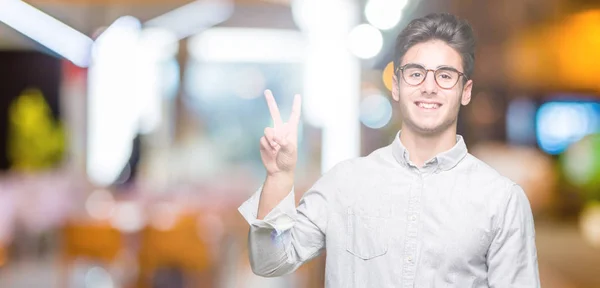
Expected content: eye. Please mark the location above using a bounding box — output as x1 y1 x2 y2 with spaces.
437 70 457 81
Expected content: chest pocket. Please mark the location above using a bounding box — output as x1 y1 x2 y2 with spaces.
346 191 392 260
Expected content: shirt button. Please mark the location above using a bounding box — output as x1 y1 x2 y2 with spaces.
407 256 413 263
410 215 417 221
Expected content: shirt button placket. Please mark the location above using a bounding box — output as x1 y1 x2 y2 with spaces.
403 171 422 287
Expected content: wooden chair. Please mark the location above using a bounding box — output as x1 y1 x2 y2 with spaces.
60 221 124 287
137 212 215 288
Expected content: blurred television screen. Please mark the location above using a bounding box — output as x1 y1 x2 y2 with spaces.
535 96 600 155
506 98 538 146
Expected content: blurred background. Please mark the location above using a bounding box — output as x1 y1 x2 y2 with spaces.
0 0 599 287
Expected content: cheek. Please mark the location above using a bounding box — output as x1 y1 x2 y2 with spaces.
445 91 463 106
398 86 420 102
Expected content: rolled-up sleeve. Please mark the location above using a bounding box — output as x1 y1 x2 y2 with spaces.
237 161 347 277
238 186 298 236
487 184 541 287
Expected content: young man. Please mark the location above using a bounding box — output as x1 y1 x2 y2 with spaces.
238 12 540 287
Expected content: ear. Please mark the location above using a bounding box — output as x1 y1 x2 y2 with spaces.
392 74 400 102
461 79 473 106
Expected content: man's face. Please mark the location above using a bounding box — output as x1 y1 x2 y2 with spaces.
392 40 473 136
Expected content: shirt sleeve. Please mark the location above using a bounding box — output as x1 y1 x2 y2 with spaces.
487 184 541 287
238 185 297 236
237 161 347 277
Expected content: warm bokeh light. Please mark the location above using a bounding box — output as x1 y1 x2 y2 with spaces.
554 10 600 91
382 61 394 91
580 202 600 249
109 201 144 233
149 202 180 231
1 1 600 287
505 10 600 92
85 189 116 220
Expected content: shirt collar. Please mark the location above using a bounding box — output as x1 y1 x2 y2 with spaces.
391 130 468 171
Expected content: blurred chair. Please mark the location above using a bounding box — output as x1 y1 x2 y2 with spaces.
137 212 215 288
60 220 124 287
0 242 6 268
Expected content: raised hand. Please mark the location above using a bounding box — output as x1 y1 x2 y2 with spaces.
260 89 301 177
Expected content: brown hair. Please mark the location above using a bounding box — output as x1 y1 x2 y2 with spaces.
394 13 476 80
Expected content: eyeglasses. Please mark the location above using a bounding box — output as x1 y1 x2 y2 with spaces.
396 63 467 89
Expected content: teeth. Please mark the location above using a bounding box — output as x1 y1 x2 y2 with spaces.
417 102 440 109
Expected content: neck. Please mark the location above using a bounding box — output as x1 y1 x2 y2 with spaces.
399 126 457 168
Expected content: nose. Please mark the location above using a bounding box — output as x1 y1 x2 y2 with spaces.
421 70 438 95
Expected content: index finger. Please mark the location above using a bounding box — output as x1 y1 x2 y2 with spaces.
289 94 302 125
264 90 283 127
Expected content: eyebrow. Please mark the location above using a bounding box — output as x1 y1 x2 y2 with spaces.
403 63 460 70
436 65 460 71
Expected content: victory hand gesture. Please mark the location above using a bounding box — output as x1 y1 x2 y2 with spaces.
260 90 302 177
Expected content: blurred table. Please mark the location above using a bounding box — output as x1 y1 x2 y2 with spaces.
536 222 600 288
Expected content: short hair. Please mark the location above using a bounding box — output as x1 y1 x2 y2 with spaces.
394 13 476 80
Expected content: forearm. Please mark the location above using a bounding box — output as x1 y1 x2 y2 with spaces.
257 173 294 220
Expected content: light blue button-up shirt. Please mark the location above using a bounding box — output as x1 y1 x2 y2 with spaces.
238 131 540 287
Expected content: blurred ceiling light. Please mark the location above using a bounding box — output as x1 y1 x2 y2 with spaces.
135 28 175 135
87 16 143 187
138 27 179 61
0 0 93 67
91 16 141 70
365 0 407 30
291 0 361 172
88 19 180 188
348 24 383 59
188 28 306 63
144 0 233 40
291 0 356 32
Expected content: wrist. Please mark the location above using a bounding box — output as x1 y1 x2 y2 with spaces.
265 172 294 189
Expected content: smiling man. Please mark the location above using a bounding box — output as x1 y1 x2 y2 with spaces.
238 12 540 287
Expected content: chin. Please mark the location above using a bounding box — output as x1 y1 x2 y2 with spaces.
415 126 444 135
405 118 453 136
413 119 443 132
404 120 439 134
